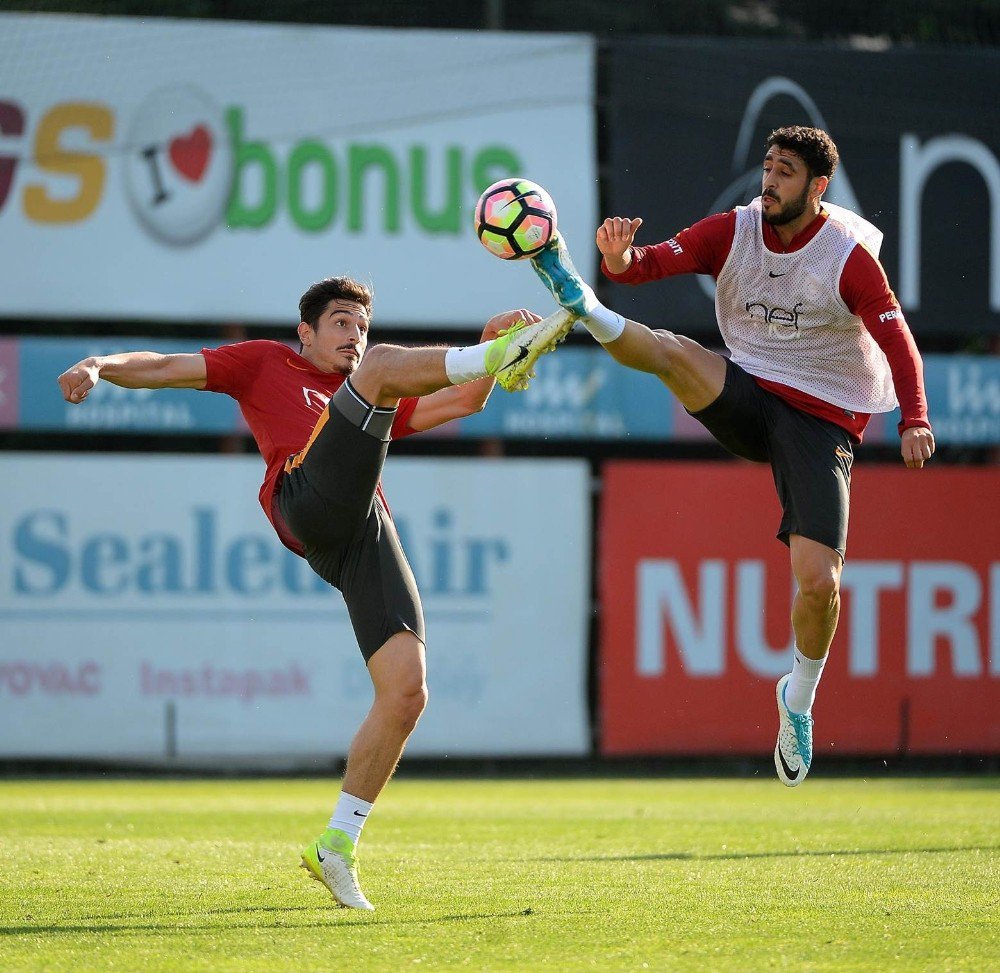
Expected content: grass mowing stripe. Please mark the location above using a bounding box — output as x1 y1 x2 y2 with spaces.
0 778 996 972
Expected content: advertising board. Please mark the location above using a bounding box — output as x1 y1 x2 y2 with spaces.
599 462 999 755
0 455 591 762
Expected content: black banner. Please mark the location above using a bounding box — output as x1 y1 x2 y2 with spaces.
600 38 1000 337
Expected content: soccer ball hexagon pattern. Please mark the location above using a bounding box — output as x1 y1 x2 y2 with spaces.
474 178 557 260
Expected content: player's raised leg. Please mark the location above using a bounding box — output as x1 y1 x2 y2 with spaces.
530 232 727 413
346 308 576 405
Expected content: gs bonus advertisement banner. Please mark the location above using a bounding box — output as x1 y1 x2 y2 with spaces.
599 462 999 756
0 15 595 327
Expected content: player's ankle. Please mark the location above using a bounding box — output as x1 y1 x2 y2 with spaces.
327 792 373 846
581 303 625 343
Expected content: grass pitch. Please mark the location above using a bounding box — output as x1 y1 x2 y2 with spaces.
0 776 996 972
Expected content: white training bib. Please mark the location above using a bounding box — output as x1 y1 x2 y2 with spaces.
714 197 898 414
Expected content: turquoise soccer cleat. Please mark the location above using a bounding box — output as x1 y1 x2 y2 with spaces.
774 674 814 787
529 232 600 318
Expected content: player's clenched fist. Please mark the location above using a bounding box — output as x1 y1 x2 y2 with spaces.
596 217 644 275
57 358 100 403
901 426 935 469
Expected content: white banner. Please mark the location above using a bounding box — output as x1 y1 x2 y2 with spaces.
0 454 590 762
0 15 596 327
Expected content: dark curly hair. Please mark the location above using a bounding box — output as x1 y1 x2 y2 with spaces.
766 126 840 180
298 276 373 326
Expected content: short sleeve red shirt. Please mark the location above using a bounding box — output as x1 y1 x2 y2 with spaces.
200 340 419 554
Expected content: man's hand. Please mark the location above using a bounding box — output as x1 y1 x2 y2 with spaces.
57 358 101 403
481 308 542 342
597 217 644 275
901 426 935 468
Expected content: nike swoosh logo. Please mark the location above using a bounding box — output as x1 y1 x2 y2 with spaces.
353 810 367 817
777 747 801 781
316 848 327 862
499 344 530 373
768 271 788 278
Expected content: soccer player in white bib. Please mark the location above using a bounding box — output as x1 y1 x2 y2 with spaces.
530 126 934 786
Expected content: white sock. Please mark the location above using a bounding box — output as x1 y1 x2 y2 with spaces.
327 791 373 846
784 647 827 714
580 302 626 343
444 339 494 385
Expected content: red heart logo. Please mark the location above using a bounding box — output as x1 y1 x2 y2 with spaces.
168 124 212 182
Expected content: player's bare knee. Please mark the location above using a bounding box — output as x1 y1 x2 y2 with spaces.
797 570 840 610
388 682 428 734
354 343 397 388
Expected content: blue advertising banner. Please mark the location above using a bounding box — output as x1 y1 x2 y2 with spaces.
920 357 1000 446
6 337 242 433
456 348 672 440
3 336 997 445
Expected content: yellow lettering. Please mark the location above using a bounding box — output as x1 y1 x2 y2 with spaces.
24 103 113 223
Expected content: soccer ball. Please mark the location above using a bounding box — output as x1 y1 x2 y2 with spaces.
474 178 557 260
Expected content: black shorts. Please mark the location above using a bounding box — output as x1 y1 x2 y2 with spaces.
275 380 425 662
690 359 853 559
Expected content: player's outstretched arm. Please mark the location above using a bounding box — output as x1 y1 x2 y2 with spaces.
407 310 540 432
57 352 208 403
597 217 644 275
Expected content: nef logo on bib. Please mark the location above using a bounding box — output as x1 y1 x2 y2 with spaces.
714 197 897 413
745 300 805 340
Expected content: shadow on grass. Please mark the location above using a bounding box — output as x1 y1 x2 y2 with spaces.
0 909 533 936
73 905 320 922
539 844 1000 863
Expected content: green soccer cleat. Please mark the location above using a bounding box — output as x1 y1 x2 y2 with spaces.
484 309 576 392
300 828 375 910
530 232 600 318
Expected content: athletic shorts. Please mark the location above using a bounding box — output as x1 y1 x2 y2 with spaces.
275 380 425 662
689 359 853 559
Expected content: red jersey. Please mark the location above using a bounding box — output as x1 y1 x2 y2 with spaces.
602 209 931 441
201 340 419 555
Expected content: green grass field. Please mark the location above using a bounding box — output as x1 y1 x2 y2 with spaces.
1 777 997 971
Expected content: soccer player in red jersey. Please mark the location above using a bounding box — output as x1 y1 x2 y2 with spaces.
530 126 935 787
57 277 574 909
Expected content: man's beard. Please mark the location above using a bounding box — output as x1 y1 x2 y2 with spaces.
333 349 360 376
762 185 810 226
